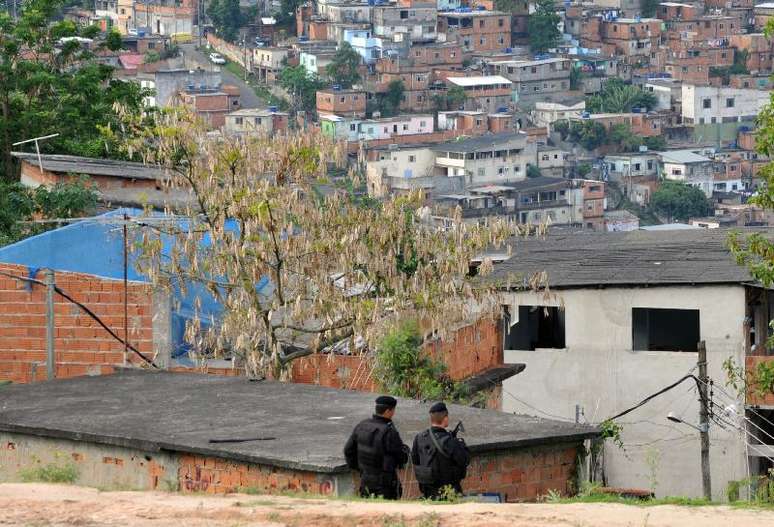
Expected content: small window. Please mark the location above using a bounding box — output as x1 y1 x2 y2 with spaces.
703 98 711 109
632 308 700 352
234 117 243 125
504 306 566 350
350 124 356 131
408 155 416 162
726 98 735 108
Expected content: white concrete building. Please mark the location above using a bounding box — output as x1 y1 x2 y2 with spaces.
531 101 586 130
431 132 536 187
659 150 715 197
365 145 436 197
490 228 774 500
682 84 770 145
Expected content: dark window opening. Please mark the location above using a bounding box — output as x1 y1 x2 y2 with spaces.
504 305 566 350
632 308 699 352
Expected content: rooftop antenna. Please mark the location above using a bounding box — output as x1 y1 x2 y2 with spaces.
12 133 60 173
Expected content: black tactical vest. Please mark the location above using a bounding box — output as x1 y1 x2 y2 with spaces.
413 428 466 486
355 420 390 473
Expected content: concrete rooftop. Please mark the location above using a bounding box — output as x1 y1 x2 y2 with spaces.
0 370 596 473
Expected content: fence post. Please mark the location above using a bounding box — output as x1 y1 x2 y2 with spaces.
44 269 55 380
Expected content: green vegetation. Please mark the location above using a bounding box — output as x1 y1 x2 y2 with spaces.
275 0 305 26
640 0 660 17
432 85 466 112
586 79 657 113
325 42 361 89
710 50 750 83
650 180 710 222
374 320 465 401
577 163 592 178
569 67 583 91
0 0 150 178
528 0 561 53
526 164 542 178
19 461 79 483
207 0 242 43
556 120 666 153
278 65 325 113
374 80 405 117
0 177 98 246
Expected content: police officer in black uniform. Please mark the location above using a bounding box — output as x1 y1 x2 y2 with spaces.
411 402 470 499
344 395 409 499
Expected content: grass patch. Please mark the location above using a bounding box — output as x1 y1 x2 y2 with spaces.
223 60 246 79
19 462 78 483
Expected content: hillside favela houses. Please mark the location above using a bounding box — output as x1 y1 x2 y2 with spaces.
6 0 774 521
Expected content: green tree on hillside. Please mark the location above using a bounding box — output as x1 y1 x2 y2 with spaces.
0 0 149 179
208 0 242 42
377 80 405 117
640 0 659 17
586 79 657 113
278 65 325 113
528 0 561 53
325 42 361 89
650 180 709 222
0 178 97 246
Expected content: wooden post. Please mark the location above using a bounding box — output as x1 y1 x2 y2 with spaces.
698 340 712 500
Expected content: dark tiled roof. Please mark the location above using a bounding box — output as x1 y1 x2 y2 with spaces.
487 227 774 289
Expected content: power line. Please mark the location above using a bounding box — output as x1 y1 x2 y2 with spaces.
0 270 158 368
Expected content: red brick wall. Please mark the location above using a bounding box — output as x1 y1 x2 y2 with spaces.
289 318 503 397
291 354 376 391
0 263 154 383
177 441 581 501
426 318 503 381
178 453 339 495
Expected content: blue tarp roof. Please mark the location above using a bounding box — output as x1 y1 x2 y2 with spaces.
0 209 269 361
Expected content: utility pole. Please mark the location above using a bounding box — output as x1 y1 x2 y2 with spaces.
44 269 55 380
698 340 712 500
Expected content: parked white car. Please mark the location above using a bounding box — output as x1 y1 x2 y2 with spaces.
209 52 226 65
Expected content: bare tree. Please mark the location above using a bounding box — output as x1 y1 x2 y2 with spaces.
119 109 530 378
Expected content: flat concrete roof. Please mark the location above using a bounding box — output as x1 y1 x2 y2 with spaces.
0 370 597 474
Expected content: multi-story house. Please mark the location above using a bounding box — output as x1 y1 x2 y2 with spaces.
316 88 367 118
431 132 535 188
659 149 715 197
599 17 662 69
487 57 572 107
437 10 511 54
445 75 513 113
223 108 289 136
492 227 774 499
253 47 291 83
372 2 438 44
681 84 770 145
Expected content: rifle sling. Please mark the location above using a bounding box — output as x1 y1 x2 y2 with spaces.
428 428 451 459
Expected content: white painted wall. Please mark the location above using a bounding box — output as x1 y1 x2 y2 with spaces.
682 85 770 122
501 285 748 500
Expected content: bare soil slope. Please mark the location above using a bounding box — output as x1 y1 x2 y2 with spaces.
1 483 772 527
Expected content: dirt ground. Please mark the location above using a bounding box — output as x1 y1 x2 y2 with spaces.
2 483 773 527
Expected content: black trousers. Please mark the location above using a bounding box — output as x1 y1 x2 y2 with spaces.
359 471 402 500
419 481 463 500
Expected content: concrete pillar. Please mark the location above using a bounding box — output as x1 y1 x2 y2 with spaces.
152 289 173 369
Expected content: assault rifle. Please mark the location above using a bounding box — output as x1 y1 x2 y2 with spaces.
451 420 465 438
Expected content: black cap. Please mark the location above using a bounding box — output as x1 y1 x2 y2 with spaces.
376 395 397 408
429 402 448 414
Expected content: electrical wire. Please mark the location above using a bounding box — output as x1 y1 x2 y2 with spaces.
500 386 577 423
607 374 701 422
0 270 158 368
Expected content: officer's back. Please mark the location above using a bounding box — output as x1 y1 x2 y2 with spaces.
411 402 470 499
344 395 408 499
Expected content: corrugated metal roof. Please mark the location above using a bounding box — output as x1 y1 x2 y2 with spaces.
486 228 774 289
